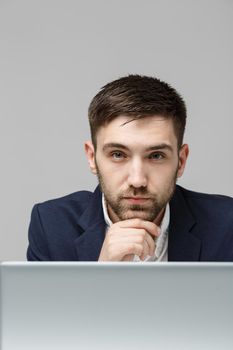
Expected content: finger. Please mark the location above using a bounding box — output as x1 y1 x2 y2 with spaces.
117 219 160 238
104 241 143 261
140 239 150 260
106 228 145 239
116 242 144 260
144 232 156 257
107 226 156 258
113 231 155 257
122 254 135 261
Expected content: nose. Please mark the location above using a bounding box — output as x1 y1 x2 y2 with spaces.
127 158 147 188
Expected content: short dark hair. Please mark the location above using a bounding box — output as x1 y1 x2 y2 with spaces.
88 74 187 149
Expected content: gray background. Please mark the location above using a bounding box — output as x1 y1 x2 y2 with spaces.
0 0 232 261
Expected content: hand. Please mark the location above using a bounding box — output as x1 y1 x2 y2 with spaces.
98 218 160 261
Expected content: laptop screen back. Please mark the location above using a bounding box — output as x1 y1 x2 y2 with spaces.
1 262 233 350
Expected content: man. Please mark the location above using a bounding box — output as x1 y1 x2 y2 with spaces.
27 74 233 261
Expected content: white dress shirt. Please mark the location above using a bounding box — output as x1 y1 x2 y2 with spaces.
102 194 169 262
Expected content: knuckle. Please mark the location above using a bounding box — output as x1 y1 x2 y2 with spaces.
134 218 142 226
139 229 146 237
138 245 143 255
128 243 138 254
128 243 135 252
137 235 144 244
142 229 147 236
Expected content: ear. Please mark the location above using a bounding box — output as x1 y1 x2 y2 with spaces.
84 141 97 175
177 144 189 178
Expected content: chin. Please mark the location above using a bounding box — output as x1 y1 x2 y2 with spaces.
121 210 153 221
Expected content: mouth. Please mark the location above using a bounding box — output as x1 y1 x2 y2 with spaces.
123 197 151 204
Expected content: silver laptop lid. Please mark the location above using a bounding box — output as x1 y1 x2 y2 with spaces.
1 262 233 350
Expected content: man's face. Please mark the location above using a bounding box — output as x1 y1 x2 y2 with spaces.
85 115 189 223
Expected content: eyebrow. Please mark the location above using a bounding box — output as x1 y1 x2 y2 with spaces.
102 143 173 152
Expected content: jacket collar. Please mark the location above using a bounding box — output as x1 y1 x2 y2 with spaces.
168 185 201 261
74 185 201 261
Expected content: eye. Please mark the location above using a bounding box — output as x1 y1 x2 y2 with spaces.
111 151 126 160
148 153 164 160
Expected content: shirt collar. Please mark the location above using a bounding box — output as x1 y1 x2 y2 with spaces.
102 193 113 227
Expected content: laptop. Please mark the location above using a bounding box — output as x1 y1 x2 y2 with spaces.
1 262 233 350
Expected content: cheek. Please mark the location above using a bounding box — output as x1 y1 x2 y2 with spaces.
97 161 126 188
97 154 127 178
149 162 178 185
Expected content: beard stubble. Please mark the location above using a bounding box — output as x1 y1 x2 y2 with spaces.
96 164 178 223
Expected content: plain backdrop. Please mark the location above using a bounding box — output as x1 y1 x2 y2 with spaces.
0 0 232 261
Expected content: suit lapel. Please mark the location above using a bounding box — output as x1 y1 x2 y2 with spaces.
168 185 201 261
74 186 106 261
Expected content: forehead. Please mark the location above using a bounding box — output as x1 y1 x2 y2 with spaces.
96 115 178 149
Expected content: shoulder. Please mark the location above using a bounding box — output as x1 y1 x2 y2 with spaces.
174 186 233 261
34 190 94 215
31 189 96 236
179 185 233 206
177 185 233 220
180 185 233 202
28 189 98 261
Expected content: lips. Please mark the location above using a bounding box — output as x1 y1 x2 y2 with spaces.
124 197 150 204
124 196 150 200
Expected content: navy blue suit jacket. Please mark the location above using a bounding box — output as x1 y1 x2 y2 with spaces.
27 185 233 261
